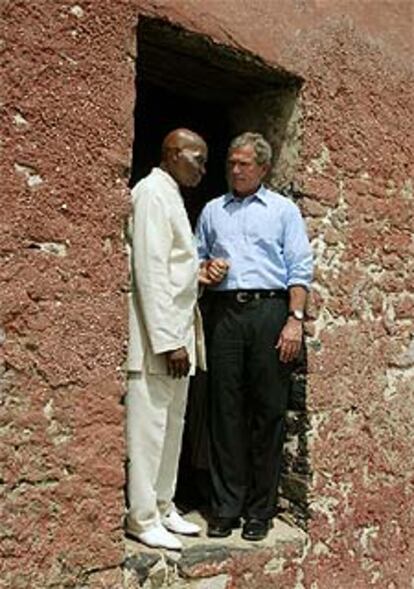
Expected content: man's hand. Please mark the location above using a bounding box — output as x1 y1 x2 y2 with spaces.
165 347 190 378
275 318 303 363
199 258 230 286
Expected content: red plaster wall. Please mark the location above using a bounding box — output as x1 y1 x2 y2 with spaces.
1 1 413 587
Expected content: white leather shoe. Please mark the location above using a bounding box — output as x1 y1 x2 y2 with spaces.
162 510 201 536
127 522 183 551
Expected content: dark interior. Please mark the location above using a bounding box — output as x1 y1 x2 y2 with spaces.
130 79 231 227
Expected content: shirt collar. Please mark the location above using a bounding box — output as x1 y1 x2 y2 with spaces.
152 166 180 192
223 184 268 207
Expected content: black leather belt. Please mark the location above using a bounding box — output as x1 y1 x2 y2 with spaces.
210 289 287 304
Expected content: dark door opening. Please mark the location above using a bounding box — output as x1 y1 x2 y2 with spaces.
130 16 304 516
130 78 231 227
130 17 301 224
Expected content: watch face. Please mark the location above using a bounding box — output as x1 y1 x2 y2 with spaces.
292 310 304 320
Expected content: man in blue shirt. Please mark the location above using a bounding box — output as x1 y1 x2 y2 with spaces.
196 132 313 541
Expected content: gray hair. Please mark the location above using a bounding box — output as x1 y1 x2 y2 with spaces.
229 132 272 165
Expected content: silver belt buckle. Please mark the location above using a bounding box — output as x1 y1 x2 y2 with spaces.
236 291 250 303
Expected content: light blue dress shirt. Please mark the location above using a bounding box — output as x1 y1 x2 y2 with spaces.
196 185 313 291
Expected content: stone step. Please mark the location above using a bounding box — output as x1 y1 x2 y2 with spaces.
124 511 306 588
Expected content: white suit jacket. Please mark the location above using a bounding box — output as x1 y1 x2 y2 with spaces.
127 167 206 375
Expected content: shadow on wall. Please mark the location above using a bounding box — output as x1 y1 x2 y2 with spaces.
280 342 311 529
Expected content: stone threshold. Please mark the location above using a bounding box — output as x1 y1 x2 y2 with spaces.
123 511 306 588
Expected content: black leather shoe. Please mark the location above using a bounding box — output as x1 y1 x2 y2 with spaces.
242 518 271 541
207 517 240 538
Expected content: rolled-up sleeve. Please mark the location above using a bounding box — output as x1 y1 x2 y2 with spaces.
283 204 313 289
195 205 211 261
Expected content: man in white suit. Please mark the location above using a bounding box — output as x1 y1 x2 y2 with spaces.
126 129 210 550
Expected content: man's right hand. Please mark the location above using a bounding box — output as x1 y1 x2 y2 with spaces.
199 258 230 285
165 347 190 378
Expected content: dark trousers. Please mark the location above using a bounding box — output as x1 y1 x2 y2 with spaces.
207 295 292 520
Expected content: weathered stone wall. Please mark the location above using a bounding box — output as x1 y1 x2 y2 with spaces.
1 1 413 587
0 2 133 586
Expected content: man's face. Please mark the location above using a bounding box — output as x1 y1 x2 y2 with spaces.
173 143 207 188
227 144 268 197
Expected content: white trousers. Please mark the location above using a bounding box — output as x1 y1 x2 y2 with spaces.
126 371 189 532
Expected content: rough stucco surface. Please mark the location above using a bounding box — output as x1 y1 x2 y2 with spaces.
1 1 413 587
1 2 132 586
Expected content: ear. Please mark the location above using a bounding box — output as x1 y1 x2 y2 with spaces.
261 162 271 177
171 147 181 162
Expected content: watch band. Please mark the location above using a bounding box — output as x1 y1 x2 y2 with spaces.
288 309 305 321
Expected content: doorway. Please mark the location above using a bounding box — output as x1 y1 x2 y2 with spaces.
130 16 304 516
130 76 231 227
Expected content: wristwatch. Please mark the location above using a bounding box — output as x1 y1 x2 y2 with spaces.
288 309 305 321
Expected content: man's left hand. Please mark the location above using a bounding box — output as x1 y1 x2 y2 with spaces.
275 319 303 363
